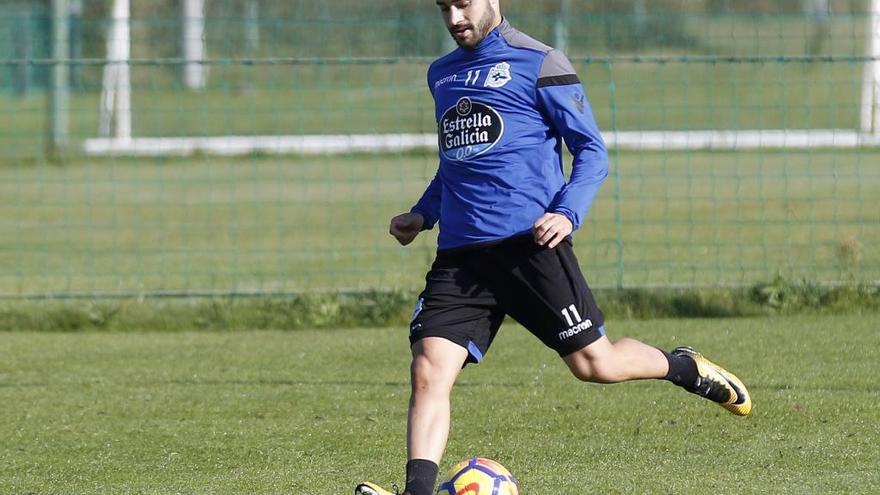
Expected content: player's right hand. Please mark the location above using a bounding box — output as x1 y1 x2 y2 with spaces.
389 212 425 246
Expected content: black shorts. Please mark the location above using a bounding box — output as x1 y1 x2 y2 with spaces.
409 236 605 364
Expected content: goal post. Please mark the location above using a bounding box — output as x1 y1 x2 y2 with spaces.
861 0 880 134
87 6 880 156
182 0 207 90
98 0 131 140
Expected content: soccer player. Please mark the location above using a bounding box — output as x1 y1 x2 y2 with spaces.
356 1 751 494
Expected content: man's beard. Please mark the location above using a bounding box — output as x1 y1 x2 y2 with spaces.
452 8 497 49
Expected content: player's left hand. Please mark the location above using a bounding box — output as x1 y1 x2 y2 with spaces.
532 212 573 248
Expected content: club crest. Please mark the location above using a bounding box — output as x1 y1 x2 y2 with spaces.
484 62 512 88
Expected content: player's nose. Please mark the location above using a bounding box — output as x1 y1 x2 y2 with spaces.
449 7 466 26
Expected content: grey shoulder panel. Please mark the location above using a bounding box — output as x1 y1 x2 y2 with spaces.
497 19 580 88
537 49 580 88
497 18 552 54
539 49 577 79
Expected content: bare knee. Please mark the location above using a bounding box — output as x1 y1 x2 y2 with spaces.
410 354 448 395
568 355 625 384
564 336 666 383
409 337 467 397
563 337 629 384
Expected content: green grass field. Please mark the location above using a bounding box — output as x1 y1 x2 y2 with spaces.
2 315 878 494
1 12 876 493
2 14 875 295
1 148 877 294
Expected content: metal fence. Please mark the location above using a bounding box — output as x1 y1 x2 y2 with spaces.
0 2 878 296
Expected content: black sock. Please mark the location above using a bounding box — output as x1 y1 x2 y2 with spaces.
404 459 438 495
663 351 699 389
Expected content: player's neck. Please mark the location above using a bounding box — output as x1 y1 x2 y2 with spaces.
463 15 504 53
488 13 503 34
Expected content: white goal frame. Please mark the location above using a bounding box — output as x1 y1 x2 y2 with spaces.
88 2 880 156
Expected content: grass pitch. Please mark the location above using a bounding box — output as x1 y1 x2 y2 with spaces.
1 148 878 295
1 31 876 295
1 315 878 494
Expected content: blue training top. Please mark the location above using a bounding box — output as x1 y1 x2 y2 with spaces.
411 18 608 251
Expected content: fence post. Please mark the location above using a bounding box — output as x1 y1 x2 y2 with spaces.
12 8 34 96
861 0 880 134
605 60 625 289
244 0 259 55
69 0 83 89
48 0 69 159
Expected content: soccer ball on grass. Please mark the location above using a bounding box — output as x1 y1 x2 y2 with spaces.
436 457 519 495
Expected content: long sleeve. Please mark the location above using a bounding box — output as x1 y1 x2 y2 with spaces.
410 171 442 230
536 50 609 230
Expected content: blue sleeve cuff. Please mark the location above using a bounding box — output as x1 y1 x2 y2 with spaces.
410 207 437 231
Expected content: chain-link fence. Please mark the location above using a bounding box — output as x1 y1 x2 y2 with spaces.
0 1 878 295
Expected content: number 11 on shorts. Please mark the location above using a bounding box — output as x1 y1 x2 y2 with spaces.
561 304 582 326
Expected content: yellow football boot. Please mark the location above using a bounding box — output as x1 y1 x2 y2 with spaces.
673 346 752 416
354 482 399 495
